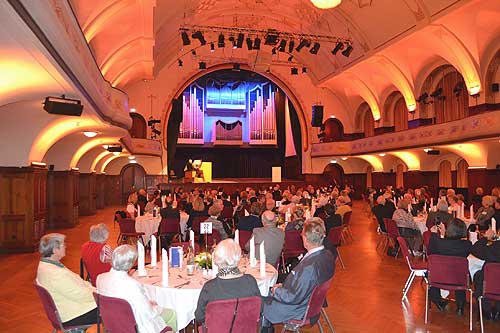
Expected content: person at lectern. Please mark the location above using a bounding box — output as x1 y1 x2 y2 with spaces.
184 159 194 171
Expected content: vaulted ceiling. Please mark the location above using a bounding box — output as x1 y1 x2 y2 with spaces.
69 0 470 89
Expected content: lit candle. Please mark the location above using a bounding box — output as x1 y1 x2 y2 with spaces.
234 230 239 246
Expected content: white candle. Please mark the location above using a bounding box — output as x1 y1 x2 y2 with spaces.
461 202 465 219
137 204 141 217
137 242 146 276
237 196 240 206
424 202 427 213
470 205 474 220
244 209 250 216
161 249 169 287
190 230 195 251
430 198 434 209
234 230 239 246
150 235 157 267
492 217 497 234
249 236 256 267
259 241 266 278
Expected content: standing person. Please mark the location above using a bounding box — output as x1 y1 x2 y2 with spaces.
37 233 98 327
261 219 335 332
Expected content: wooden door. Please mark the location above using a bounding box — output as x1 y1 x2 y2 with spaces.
120 164 146 204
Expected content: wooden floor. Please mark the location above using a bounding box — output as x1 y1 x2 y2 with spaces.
1 201 499 333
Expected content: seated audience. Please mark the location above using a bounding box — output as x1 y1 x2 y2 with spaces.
245 210 284 266
392 200 423 254
447 195 460 213
428 219 472 316
160 197 180 220
81 224 112 286
238 202 263 231
203 204 228 240
323 204 342 235
187 196 208 228
372 195 392 232
313 196 329 218
261 219 335 332
335 196 352 219
471 227 500 320
426 199 453 229
37 233 98 327
195 239 261 325
383 192 396 217
474 196 495 230
97 245 176 332
285 207 306 231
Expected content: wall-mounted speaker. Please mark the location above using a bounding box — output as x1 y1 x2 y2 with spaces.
492 83 499 92
43 96 83 116
49 164 54 171
426 149 441 155
311 105 324 127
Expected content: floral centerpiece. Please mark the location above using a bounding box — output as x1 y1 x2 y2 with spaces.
194 252 212 269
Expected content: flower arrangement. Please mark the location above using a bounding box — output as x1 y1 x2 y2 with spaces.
194 252 212 269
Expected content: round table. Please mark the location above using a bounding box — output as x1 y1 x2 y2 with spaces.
133 257 278 331
135 215 161 244
413 215 428 234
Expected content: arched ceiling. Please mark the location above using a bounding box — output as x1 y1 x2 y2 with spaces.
69 0 473 89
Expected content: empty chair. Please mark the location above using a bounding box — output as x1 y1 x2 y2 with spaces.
94 293 172 333
34 283 93 333
204 229 223 248
200 296 262 333
327 226 345 270
191 216 209 234
397 236 427 300
116 218 145 245
425 254 473 331
479 263 500 333
280 278 334 333
155 217 181 249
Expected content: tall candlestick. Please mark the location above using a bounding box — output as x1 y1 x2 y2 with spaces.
259 241 266 278
249 236 256 267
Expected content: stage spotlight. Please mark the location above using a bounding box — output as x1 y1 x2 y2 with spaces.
246 37 253 50
191 50 197 56
236 33 244 48
191 31 206 45
253 37 261 50
210 42 215 52
277 39 287 52
264 30 279 45
232 63 241 71
295 39 311 52
287 55 294 62
218 33 225 48
331 42 344 55
302 67 308 74
199 61 207 70
341 44 353 57
181 31 190 46
147 118 161 126
228 36 237 49
291 67 298 75
178 59 183 67
288 40 295 53
310 42 320 54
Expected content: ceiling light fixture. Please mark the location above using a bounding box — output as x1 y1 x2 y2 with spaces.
83 131 97 138
130 108 136 112
341 157 348 160
378 153 386 157
310 0 342 9
128 156 136 160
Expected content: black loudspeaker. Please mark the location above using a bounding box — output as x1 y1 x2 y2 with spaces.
427 149 441 155
49 164 54 171
492 83 499 92
43 97 83 116
311 105 324 127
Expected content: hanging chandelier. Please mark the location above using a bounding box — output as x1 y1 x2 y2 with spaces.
310 0 342 9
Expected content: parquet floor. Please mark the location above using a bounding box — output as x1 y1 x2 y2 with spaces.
1 201 499 332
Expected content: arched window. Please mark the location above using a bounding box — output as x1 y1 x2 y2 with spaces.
363 110 375 137
439 160 452 188
396 164 405 189
394 97 408 131
323 118 344 142
456 159 469 188
129 113 147 139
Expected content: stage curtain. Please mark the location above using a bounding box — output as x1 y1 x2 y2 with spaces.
439 160 452 187
435 72 469 124
456 159 469 188
287 99 302 161
394 97 408 131
167 97 183 176
275 90 286 169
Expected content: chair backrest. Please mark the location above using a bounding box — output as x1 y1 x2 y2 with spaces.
396 236 413 266
221 206 234 219
204 296 262 333
483 263 500 300
94 292 138 333
192 216 208 233
283 230 306 253
170 242 201 254
159 217 180 234
422 231 432 253
34 283 64 331
327 226 343 247
342 211 352 226
301 278 333 324
427 255 469 290
237 230 253 251
384 218 400 239
118 218 137 234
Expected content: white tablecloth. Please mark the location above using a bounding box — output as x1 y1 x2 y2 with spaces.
133 258 278 331
413 216 428 234
135 215 161 244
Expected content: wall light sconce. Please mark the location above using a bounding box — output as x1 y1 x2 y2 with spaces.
83 131 97 138
468 85 481 95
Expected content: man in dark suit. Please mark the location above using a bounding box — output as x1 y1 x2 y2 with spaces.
238 202 263 231
261 219 335 332
372 195 392 232
426 199 453 229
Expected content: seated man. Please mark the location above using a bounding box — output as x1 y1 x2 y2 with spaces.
245 210 284 266
262 219 335 332
97 245 176 332
238 202 263 231
426 199 453 229
372 195 391 232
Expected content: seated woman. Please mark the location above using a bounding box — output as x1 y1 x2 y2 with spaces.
97 245 176 332
392 200 423 255
428 218 472 316
187 196 208 228
203 204 228 240
195 239 261 325
474 195 495 231
126 192 138 217
37 233 98 327
81 224 112 286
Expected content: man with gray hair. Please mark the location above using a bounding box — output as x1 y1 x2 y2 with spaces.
426 199 453 229
261 219 335 332
245 210 284 266
97 245 177 332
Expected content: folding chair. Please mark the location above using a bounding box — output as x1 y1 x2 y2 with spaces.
384 218 401 258
281 230 306 269
327 226 345 270
479 263 500 333
341 211 353 242
237 229 253 252
200 296 262 333
116 218 145 246
397 236 427 301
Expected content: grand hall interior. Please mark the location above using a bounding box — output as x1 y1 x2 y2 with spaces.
1 0 500 332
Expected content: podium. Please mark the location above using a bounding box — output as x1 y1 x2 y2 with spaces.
184 170 196 183
184 161 212 183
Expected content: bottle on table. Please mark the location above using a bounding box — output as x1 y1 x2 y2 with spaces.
186 244 195 276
